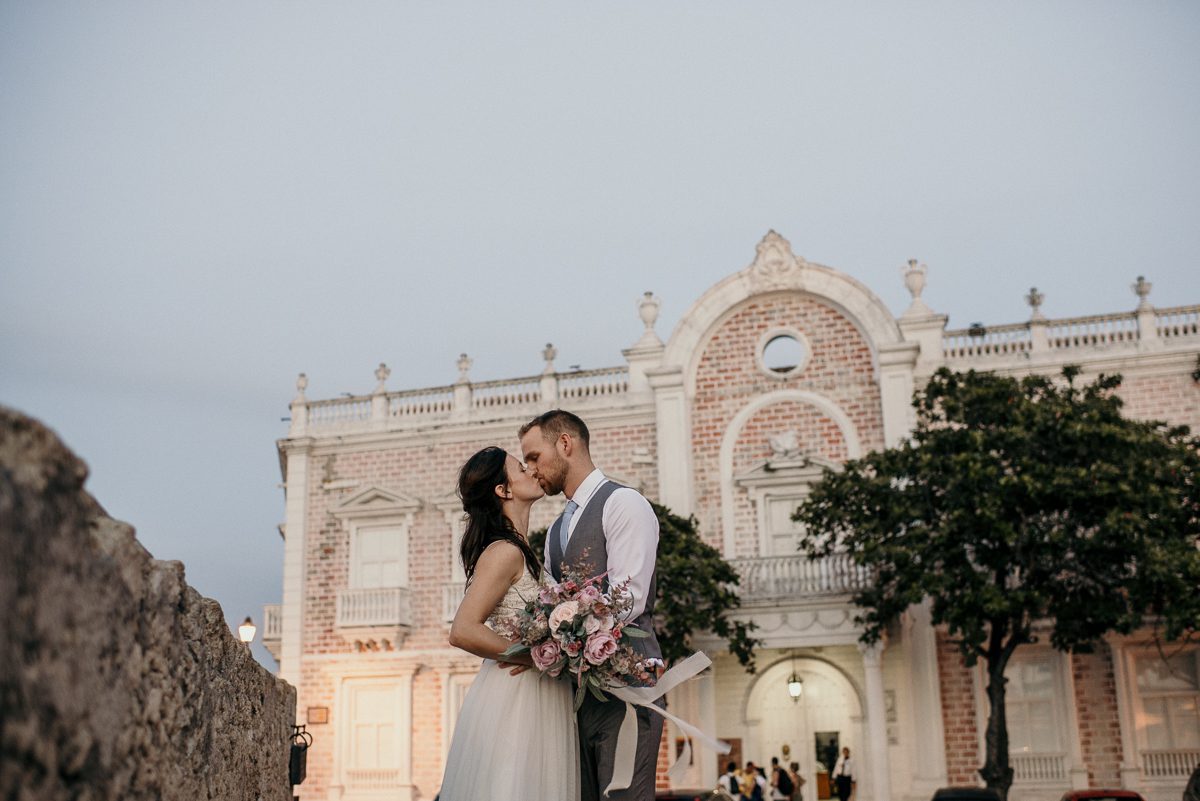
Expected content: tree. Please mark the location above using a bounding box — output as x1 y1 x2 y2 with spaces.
530 501 760 670
793 367 1200 800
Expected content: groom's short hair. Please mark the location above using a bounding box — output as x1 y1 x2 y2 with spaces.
520 409 590 449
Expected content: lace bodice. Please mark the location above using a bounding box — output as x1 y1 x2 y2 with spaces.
485 570 540 631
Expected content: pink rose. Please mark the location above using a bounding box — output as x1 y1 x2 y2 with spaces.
530 640 562 672
538 586 558 605
565 640 582 657
549 600 580 633
584 631 619 665
583 612 614 635
578 585 602 605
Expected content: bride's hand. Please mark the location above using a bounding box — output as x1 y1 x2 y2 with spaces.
498 648 533 675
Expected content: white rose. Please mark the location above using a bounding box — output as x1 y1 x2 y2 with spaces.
549 600 580 634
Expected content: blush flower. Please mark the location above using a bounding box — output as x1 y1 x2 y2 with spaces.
549 600 580 633
530 640 562 672
578 585 602 605
584 631 618 665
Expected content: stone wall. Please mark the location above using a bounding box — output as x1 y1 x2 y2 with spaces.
0 407 297 801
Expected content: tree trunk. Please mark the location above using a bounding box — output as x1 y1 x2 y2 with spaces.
979 645 1015 801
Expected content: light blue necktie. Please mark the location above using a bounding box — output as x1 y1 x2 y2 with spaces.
559 500 579 553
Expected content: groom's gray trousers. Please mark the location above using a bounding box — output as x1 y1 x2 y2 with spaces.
577 693 665 801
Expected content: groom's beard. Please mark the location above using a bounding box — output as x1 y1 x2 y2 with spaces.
538 458 568 496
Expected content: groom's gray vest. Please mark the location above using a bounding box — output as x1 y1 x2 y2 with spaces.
547 481 662 663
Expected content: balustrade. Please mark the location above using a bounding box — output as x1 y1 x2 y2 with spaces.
307 397 372 427
730 553 873 603
471 376 542 409
1045 312 1138 349
262 603 282 640
443 581 465 623
345 768 402 789
1141 748 1200 779
1157 305 1200 339
1010 752 1067 783
389 387 454 418
942 323 1031 359
943 304 1200 362
336 587 412 628
560 367 629 399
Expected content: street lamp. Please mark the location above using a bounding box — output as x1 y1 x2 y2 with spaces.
787 653 803 702
239 616 257 643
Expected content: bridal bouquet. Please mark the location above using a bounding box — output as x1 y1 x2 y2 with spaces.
498 565 655 710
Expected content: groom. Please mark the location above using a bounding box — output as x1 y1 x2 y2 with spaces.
519 409 664 801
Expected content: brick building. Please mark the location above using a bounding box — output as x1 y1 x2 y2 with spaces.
264 232 1200 801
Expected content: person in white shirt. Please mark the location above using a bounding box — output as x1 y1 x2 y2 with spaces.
833 747 855 801
718 761 742 799
518 409 662 801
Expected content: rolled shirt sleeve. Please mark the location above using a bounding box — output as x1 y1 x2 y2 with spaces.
602 487 659 621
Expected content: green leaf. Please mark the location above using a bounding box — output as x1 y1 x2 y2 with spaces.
792 366 1200 801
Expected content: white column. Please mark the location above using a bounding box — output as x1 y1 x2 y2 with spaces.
877 342 920 448
859 641 893 801
1108 639 1144 791
279 437 313 687
697 670 719 788
906 601 948 794
647 365 693 514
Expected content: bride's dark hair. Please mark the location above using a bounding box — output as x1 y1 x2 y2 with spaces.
457 446 540 585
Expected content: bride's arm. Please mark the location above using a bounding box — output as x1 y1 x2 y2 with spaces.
448 542 533 664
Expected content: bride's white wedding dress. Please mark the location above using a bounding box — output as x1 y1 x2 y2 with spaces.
438 569 580 801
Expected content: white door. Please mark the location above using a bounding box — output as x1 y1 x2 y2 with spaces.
342 679 404 791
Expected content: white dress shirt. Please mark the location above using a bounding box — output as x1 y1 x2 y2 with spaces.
544 468 659 621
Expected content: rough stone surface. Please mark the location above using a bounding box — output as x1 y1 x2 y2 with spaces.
0 407 296 801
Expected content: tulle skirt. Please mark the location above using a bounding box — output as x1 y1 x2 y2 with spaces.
438 659 579 801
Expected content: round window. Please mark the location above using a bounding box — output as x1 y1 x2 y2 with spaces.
760 332 808 377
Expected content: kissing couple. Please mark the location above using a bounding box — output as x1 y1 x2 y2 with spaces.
438 409 664 801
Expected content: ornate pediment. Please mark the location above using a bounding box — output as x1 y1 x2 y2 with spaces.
734 446 841 490
332 485 422 521
745 230 811 290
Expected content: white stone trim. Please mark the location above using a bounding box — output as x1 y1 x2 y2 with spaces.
719 390 863 556
756 326 813 380
279 438 312 688
661 233 902 396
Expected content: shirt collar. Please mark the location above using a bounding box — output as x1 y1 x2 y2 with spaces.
567 468 606 510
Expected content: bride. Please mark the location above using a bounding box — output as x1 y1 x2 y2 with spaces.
438 446 579 801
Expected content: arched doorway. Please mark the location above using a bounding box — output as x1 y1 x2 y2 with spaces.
744 656 863 798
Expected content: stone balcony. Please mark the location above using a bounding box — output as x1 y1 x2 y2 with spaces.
729 553 873 605
262 603 282 661
335 587 412 651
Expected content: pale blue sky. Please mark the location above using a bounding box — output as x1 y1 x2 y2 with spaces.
3 2 1198 666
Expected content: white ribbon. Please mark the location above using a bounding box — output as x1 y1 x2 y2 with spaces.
601 652 731 798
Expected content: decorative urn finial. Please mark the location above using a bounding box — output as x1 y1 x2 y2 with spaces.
901 259 933 317
293 373 308 403
456 353 473 383
1026 287 1045 321
373 363 391 394
1133 275 1153 310
542 343 557 375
